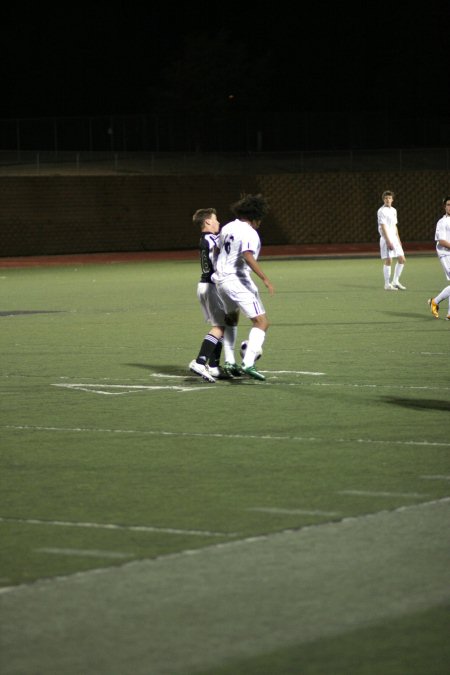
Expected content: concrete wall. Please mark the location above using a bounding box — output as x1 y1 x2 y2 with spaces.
1 172 449 257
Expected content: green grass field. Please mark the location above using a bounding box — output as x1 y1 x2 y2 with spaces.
1 254 449 674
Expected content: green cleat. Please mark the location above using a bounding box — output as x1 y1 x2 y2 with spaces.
241 364 265 381
223 362 243 377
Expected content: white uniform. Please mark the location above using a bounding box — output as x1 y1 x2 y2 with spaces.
212 219 265 319
377 205 404 258
435 213 450 280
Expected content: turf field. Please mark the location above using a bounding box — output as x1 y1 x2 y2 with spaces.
0 254 449 674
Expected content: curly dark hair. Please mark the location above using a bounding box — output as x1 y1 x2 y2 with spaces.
230 193 269 221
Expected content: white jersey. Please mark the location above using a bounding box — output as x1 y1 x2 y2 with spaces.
213 219 261 283
377 205 398 238
435 213 450 258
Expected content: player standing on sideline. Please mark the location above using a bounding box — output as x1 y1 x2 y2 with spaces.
189 208 239 382
428 196 450 320
377 190 407 290
212 193 274 381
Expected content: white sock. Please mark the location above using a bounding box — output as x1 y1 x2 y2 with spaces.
392 263 404 284
223 325 237 363
434 285 450 305
383 266 391 285
242 327 266 367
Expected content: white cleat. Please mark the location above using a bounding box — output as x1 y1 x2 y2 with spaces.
384 283 398 291
188 360 216 383
392 281 406 290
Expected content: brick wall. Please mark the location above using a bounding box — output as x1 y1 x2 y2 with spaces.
1 172 449 257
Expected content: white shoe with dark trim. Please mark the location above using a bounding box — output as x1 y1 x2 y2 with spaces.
189 360 216 383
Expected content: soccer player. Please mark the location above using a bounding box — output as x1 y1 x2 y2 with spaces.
189 208 239 382
428 196 450 320
212 193 274 381
377 190 407 290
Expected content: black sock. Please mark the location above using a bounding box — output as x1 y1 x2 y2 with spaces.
209 338 223 368
197 334 219 364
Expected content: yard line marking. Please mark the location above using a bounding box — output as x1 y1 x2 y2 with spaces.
420 475 450 481
0 516 238 538
338 490 430 498
48 377 450 392
248 507 340 516
152 371 326 377
3 424 450 447
265 370 326 375
52 383 213 395
36 548 134 559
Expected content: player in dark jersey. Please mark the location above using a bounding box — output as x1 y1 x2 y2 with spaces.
189 208 239 382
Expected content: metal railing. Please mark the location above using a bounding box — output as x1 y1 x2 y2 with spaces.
0 148 449 175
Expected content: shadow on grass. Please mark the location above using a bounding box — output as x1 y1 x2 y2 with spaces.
383 396 450 411
125 362 251 384
126 363 189 376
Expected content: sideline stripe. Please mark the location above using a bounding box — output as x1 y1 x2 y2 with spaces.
0 516 237 538
3 424 450 447
1 497 448 596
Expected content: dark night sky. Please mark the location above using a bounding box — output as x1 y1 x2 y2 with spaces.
2 2 448 120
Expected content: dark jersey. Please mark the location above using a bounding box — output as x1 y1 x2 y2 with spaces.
199 232 218 283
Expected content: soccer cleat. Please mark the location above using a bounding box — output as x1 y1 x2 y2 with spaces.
189 360 216 382
208 366 232 380
223 361 243 377
384 283 398 291
427 298 439 319
446 315 450 321
241 364 266 381
392 281 406 290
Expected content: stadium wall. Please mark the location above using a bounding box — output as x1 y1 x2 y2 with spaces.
0 172 448 257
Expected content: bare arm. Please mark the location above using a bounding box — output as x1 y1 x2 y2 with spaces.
438 238 450 249
243 250 275 295
381 223 394 249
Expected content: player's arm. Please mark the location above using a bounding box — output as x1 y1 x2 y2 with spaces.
437 238 450 249
243 250 275 295
381 223 394 249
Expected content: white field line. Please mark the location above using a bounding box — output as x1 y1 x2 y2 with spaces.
36 548 134 559
338 490 430 498
248 507 340 516
0 516 236 538
2 496 448 595
51 379 450 394
151 371 326 377
3 424 450 447
52 383 212 395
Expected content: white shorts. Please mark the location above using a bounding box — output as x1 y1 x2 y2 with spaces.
380 236 404 259
197 282 226 325
438 255 450 281
215 276 265 319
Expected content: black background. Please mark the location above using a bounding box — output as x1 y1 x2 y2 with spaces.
2 2 449 149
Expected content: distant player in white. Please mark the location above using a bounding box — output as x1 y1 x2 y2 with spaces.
428 196 450 320
377 190 406 290
212 193 274 381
